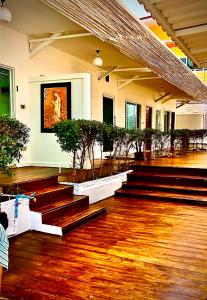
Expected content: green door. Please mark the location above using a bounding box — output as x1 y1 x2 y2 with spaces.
103 97 113 151
0 68 10 115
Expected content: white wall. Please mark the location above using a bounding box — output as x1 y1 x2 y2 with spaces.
176 114 203 130
29 73 90 167
0 24 176 167
176 103 207 129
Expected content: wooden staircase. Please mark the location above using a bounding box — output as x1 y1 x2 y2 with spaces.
116 165 207 205
4 175 106 236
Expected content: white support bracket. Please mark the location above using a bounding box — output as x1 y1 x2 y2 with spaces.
176 100 191 109
117 75 140 90
29 32 93 58
29 32 62 58
114 67 152 73
118 76 160 82
98 66 119 80
155 93 170 103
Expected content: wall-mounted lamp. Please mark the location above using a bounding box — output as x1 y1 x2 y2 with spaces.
0 0 12 22
92 50 103 67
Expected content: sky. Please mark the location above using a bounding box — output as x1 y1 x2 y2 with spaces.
121 0 150 18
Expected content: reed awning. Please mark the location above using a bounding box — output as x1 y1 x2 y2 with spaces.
41 0 207 100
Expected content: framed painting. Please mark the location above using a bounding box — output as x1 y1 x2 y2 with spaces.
40 82 71 132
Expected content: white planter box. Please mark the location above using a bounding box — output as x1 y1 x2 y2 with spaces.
0 197 30 236
60 170 132 204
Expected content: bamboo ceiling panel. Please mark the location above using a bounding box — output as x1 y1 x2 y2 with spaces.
41 0 207 100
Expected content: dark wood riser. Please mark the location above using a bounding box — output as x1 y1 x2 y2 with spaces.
122 183 207 196
5 176 59 194
115 190 207 206
62 207 107 236
30 186 73 209
127 174 207 187
117 164 207 206
42 196 89 224
131 165 207 176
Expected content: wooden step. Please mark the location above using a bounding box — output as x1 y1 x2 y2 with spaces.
39 195 89 224
3 175 59 194
122 181 207 196
29 184 74 209
131 165 207 176
116 188 207 205
128 172 207 187
47 207 107 236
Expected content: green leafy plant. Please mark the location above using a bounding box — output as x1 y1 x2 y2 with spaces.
0 115 30 175
54 119 81 169
77 119 104 178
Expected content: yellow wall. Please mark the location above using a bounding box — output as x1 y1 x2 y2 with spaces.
192 70 207 84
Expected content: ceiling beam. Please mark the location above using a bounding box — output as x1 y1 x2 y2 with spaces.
161 94 175 103
149 0 164 4
155 92 170 102
98 66 119 80
29 32 61 58
118 76 160 82
117 75 140 90
176 101 190 109
175 24 207 37
114 67 152 72
191 47 207 55
29 32 93 43
139 0 201 67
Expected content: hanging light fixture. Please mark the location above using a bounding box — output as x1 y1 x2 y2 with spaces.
0 0 12 22
159 86 165 96
92 50 103 67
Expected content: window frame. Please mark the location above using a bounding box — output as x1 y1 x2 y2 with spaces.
125 101 141 129
0 64 15 116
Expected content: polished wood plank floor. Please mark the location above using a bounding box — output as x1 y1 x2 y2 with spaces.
0 167 65 186
3 196 207 299
0 152 206 187
136 151 207 169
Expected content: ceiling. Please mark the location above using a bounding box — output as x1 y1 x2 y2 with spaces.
139 0 207 68
2 0 197 99
5 0 144 69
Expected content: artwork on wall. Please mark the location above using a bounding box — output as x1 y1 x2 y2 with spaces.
40 82 71 132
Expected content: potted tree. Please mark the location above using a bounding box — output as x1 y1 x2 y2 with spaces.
0 115 30 176
143 128 157 160
132 129 145 160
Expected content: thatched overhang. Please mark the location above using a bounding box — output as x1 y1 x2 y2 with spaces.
41 0 207 100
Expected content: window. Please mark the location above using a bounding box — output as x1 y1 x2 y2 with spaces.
155 110 161 130
164 111 171 132
180 57 194 69
105 75 110 82
125 102 141 129
0 66 14 116
180 57 187 65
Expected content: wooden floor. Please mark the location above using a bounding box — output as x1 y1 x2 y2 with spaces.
0 152 206 187
1 152 207 299
3 196 207 300
136 151 207 168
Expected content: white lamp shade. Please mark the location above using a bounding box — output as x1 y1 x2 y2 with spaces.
92 56 103 67
0 7 12 22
